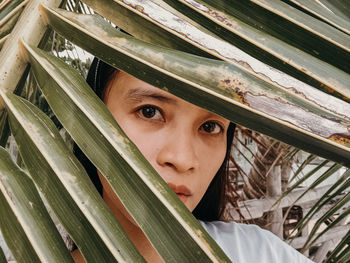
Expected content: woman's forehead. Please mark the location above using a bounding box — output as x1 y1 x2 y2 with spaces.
108 71 173 98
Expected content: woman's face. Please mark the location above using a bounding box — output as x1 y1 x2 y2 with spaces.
103 71 230 212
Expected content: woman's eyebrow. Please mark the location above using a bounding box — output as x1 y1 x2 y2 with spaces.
125 87 177 103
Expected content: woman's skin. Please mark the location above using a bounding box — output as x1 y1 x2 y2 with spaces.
73 71 230 262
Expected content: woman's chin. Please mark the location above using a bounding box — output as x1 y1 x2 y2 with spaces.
176 193 189 203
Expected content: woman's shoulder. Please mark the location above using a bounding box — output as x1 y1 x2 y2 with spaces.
200 220 314 263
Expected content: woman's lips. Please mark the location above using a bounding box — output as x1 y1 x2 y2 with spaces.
167 183 192 203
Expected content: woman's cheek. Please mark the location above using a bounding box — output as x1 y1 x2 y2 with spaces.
125 128 161 166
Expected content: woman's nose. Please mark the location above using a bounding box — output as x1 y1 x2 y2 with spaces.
156 131 199 174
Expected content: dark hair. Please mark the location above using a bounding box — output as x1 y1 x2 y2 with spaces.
74 58 236 221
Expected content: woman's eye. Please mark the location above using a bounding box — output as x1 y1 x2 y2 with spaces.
138 105 163 121
200 121 222 134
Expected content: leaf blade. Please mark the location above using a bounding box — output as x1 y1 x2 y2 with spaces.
0 147 74 263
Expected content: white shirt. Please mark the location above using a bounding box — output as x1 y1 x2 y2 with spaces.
200 221 314 263
0 220 314 262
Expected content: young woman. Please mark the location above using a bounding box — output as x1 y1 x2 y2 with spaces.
72 58 313 263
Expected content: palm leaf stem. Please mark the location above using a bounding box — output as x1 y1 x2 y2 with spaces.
0 0 61 112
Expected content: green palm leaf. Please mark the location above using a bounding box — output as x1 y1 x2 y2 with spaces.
2 91 144 262
286 0 350 34
163 0 350 102
0 0 348 262
0 147 74 262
